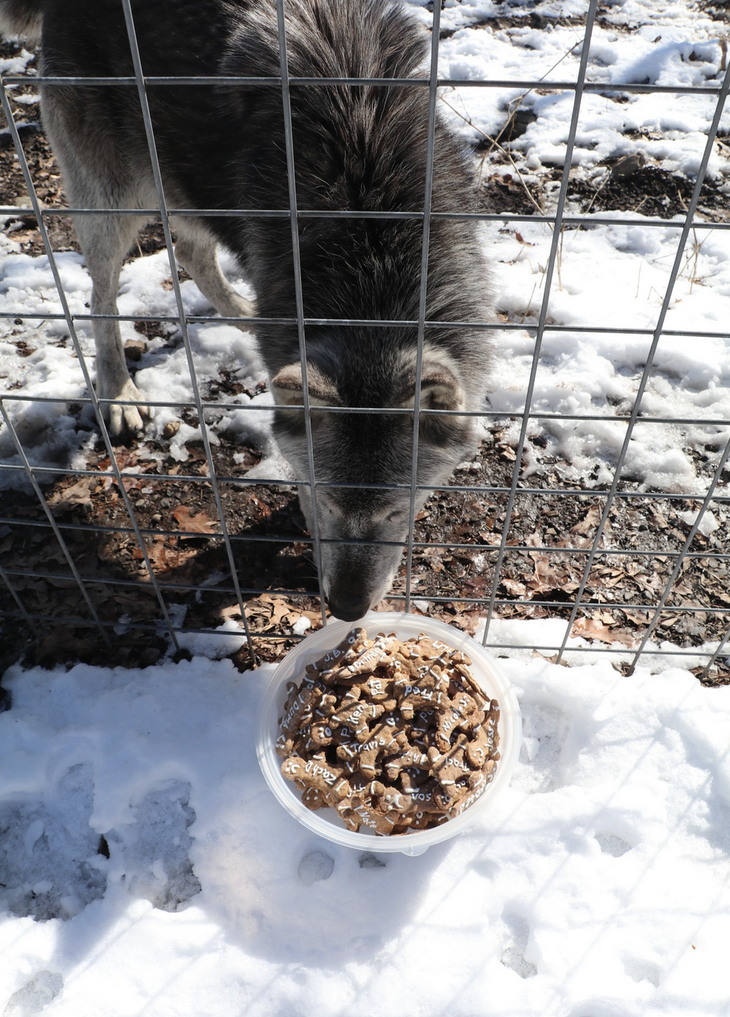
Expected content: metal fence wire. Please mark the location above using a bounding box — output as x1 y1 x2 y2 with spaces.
1 0 730 681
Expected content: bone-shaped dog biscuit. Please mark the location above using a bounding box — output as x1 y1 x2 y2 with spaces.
338 796 400 835
305 627 370 678
329 698 385 740
281 754 351 801
324 633 402 684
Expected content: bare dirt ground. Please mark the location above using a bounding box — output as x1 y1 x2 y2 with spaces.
1 35 729 686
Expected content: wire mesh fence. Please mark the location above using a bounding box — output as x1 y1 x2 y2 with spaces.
1 0 729 682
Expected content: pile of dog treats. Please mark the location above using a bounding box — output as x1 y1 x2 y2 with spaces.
276 627 500 835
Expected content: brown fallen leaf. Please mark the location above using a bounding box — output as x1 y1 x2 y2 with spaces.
48 477 95 512
571 505 602 536
131 535 170 568
601 570 628 588
220 595 321 635
528 556 569 595
173 505 218 535
571 617 635 646
247 494 272 520
39 628 93 663
659 616 679 629
448 609 481 634
532 650 569 666
257 593 292 626
502 578 527 597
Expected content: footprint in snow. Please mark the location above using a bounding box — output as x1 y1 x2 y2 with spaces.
298 850 335 885
0 769 202 921
0 762 106 921
500 908 538 979
112 779 202 912
595 831 633 857
512 703 570 794
3 971 63 1017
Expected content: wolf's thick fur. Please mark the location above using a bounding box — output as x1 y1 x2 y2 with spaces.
2 0 492 620
0 0 41 39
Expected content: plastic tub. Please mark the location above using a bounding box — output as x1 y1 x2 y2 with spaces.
257 612 521 855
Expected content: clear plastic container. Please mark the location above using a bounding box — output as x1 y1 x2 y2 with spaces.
257 612 521 855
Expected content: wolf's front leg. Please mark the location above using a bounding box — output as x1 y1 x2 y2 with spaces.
91 310 151 439
81 221 152 438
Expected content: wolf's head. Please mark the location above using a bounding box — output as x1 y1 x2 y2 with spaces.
270 346 480 620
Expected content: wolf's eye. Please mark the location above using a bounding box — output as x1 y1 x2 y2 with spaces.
386 509 407 523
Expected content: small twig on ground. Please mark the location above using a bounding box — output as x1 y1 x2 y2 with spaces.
520 280 539 324
440 94 544 215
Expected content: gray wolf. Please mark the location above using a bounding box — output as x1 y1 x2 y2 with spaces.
1 0 492 621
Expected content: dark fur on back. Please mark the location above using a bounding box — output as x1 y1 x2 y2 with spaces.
224 0 490 387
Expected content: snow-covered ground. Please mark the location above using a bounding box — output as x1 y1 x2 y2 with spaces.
2 0 730 1013
1 640 729 1016
431 0 730 493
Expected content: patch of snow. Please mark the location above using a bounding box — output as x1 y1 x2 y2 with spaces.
0 639 729 1015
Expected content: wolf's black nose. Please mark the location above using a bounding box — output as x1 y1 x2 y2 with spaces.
326 592 370 622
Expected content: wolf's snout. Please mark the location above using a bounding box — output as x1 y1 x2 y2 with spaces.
321 539 400 621
326 589 372 623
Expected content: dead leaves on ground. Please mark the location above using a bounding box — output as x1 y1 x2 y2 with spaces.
571 616 636 647
221 593 321 635
47 476 108 513
492 502 730 652
3 424 730 678
172 505 218 536
219 594 322 666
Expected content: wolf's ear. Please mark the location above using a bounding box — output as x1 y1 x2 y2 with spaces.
270 363 342 406
397 358 466 412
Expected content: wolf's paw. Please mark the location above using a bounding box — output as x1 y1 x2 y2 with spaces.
101 377 152 439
